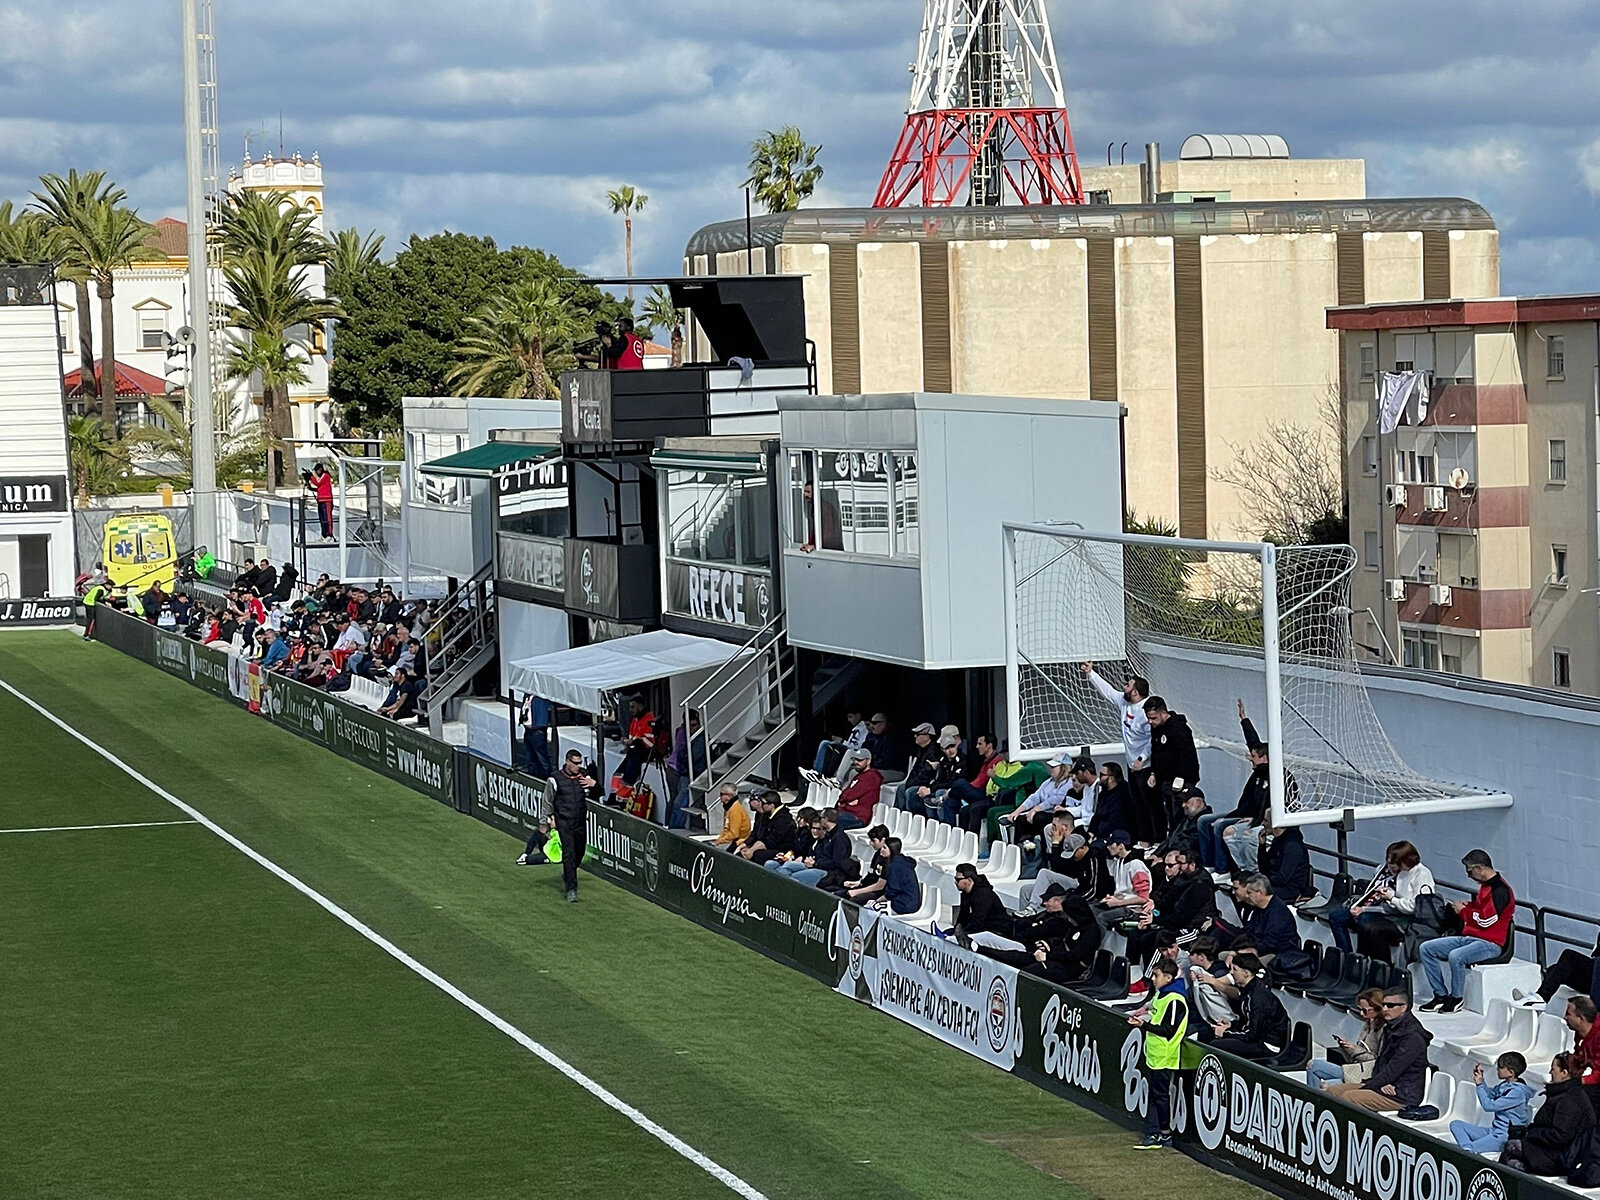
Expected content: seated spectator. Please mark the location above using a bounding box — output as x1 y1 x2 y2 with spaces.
952 863 1016 947
1326 990 1433 1112
1258 823 1314 902
1500 1054 1597 1176
734 791 796 866
809 708 867 789
1088 762 1134 842
916 735 966 821
1196 952 1288 1061
1010 891 1102 984
1156 787 1210 857
1420 849 1516 1013
515 816 557 866
1020 816 1087 909
1329 839 1436 960
1564 996 1599 1105
943 733 1003 829
1306 989 1386 1091
836 748 883 830
1127 847 1216 960
1233 873 1299 960
615 695 657 789
863 714 912 784
877 837 922 916
1092 832 1152 931
710 785 752 848
1186 937 1239 1031
768 807 854 888
894 723 943 810
978 753 1050 844
378 668 423 720
257 627 290 671
1003 753 1096 843
1451 1053 1536 1155
788 808 821 861
840 825 892 904
1516 933 1600 1010
999 884 1080 949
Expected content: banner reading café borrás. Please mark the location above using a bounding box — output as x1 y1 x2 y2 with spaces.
581 805 1561 1200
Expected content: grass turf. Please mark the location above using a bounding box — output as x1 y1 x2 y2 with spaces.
0 631 1270 1200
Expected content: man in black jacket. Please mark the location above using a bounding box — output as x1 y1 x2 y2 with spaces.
768 807 854 888
1237 873 1300 958
736 792 797 866
979 886 1099 975
894 723 943 810
1088 763 1134 843
1327 990 1434 1111
1199 952 1289 1061
953 863 1018 948
552 750 595 903
1259 824 1314 902
1157 788 1211 857
1142 696 1199 842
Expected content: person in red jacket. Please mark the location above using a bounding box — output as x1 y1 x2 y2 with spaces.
308 463 335 540
1565 996 1599 1103
1419 848 1516 1013
836 748 883 830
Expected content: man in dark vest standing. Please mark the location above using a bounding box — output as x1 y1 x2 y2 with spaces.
553 749 593 903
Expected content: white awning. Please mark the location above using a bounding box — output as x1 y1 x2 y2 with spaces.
506 629 744 714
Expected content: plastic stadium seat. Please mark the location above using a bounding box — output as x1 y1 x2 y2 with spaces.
1077 950 1114 995
1336 958 1394 1014
1266 1022 1313 1071
1525 1012 1574 1065
1311 953 1368 1007
1288 945 1343 998
1467 1003 1538 1066
929 830 978 872
1404 1074 1471 1136
1296 873 1352 920
1279 940 1323 995
985 843 1023 885
1442 999 1515 1056
1078 957 1131 1000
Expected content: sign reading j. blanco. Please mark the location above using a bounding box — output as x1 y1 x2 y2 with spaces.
834 904 1024 1069
0 474 68 513
665 560 773 630
0 597 81 626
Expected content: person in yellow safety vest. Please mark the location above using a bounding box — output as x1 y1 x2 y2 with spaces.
82 581 109 641
516 817 560 867
1129 956 1189 1149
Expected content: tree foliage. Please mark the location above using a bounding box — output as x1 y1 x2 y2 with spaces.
67 415 129 503
746 126 824 214
328 233 629 427
451 278 586 399
121 392 265 488
1210 388 1347 547
640 285 684 366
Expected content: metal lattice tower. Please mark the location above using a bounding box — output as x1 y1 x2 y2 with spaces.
874 0 1085 208
196 0 228 412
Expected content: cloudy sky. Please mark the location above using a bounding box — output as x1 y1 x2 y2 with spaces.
2 1 1597 293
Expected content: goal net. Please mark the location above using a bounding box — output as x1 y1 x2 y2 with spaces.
1002 523 1508 827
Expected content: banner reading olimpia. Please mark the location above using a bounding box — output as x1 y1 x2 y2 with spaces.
579 804 1565 1200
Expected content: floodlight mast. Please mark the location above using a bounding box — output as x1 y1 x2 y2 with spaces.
182 0 219 550
874 0 1085 207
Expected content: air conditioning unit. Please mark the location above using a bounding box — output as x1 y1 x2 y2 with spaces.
1430 584 1453 606
1385 484 1408 507
1423 486 1448 511
1385 579 1407 601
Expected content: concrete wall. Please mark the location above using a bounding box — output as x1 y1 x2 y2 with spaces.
1078 156 1366 204
949 239 1088 399
1117 237 1179 524
858 243 924 393
1363 232 1424 303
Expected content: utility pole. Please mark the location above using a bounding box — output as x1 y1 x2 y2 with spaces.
182 0 217 553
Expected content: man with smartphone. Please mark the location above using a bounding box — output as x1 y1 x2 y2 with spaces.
553 750 596 903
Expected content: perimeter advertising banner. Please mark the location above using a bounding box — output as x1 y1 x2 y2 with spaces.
466 756 552 837
96 608 454 806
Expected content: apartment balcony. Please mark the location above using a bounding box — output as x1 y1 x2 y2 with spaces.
1419 382 1525 427
1395 578 1480 629
1391 483 1474 529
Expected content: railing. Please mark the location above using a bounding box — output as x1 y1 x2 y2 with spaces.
1304 841 1599 970
422 560 497 713
681 610 796 796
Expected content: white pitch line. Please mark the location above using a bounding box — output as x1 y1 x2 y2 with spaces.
0 675 767 1200
0 820 199 834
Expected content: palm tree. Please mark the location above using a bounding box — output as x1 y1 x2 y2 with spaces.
746 126 824 214
605 185 648 304
31 170 124 420
0 200 60 265
327 226 384 284
221 191 340 487
122 392 265 488
66 414 128 505
641 285 684 367
451 277 585 399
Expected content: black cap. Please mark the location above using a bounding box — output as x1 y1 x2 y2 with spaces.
1041 883 1069 902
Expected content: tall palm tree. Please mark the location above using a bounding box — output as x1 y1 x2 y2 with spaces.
451 277 585 400
0 200 60 265
327 226 384 283
641 285 684 367
222 191 339 487
31 170 123 419
605 185 648 304
746 126 824 214
122 391 265 487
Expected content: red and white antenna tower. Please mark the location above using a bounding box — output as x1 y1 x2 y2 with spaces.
873 0 1085 208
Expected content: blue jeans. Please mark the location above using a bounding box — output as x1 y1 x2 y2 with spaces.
1449 1121 1506 1154
1328 905 1357 952
834 811 862 831
765 860 826 887
1197 814 1247 869
894 781 922 811
1421 935 1502 998
1306 1060 1344 1090
667 776 691 829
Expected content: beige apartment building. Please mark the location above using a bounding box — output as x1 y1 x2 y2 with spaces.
1329 295 1600 692
685 149 1498 543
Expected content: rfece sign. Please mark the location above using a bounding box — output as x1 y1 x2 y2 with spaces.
0 474 68 513
664 560 774 631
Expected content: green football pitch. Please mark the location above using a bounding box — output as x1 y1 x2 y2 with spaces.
0 631 1267 1200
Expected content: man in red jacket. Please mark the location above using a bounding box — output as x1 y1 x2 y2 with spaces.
836 748 883 830
1419 848 1515 1014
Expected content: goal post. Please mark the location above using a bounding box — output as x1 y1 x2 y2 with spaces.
1001 521 1512 829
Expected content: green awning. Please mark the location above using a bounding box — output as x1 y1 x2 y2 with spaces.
420 442 560 479
649 450 763 474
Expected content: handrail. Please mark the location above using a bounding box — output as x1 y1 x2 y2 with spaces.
685 609 786 711
1304 840 1599 970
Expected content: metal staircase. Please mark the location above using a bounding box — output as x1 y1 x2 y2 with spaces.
423 561 497 738
682 612 797 828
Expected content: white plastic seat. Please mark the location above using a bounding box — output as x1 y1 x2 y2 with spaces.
1522 1013 1572 1067
1468 1003 1539 1066
1442 999 1515 1055
986 843 1024 885
1412 1077 1478 1135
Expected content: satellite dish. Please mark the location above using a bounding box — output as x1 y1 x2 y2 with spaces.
175 326 197 348
1448 467 1471 490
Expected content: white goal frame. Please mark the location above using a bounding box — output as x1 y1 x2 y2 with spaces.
1000 521 1513 829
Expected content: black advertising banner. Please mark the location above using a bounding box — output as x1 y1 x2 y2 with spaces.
564 538 620 619
0 474 69 513
0 597 82 626
561 370 612 444
466 755 551 837
664 560 776 632
95 608 454 806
